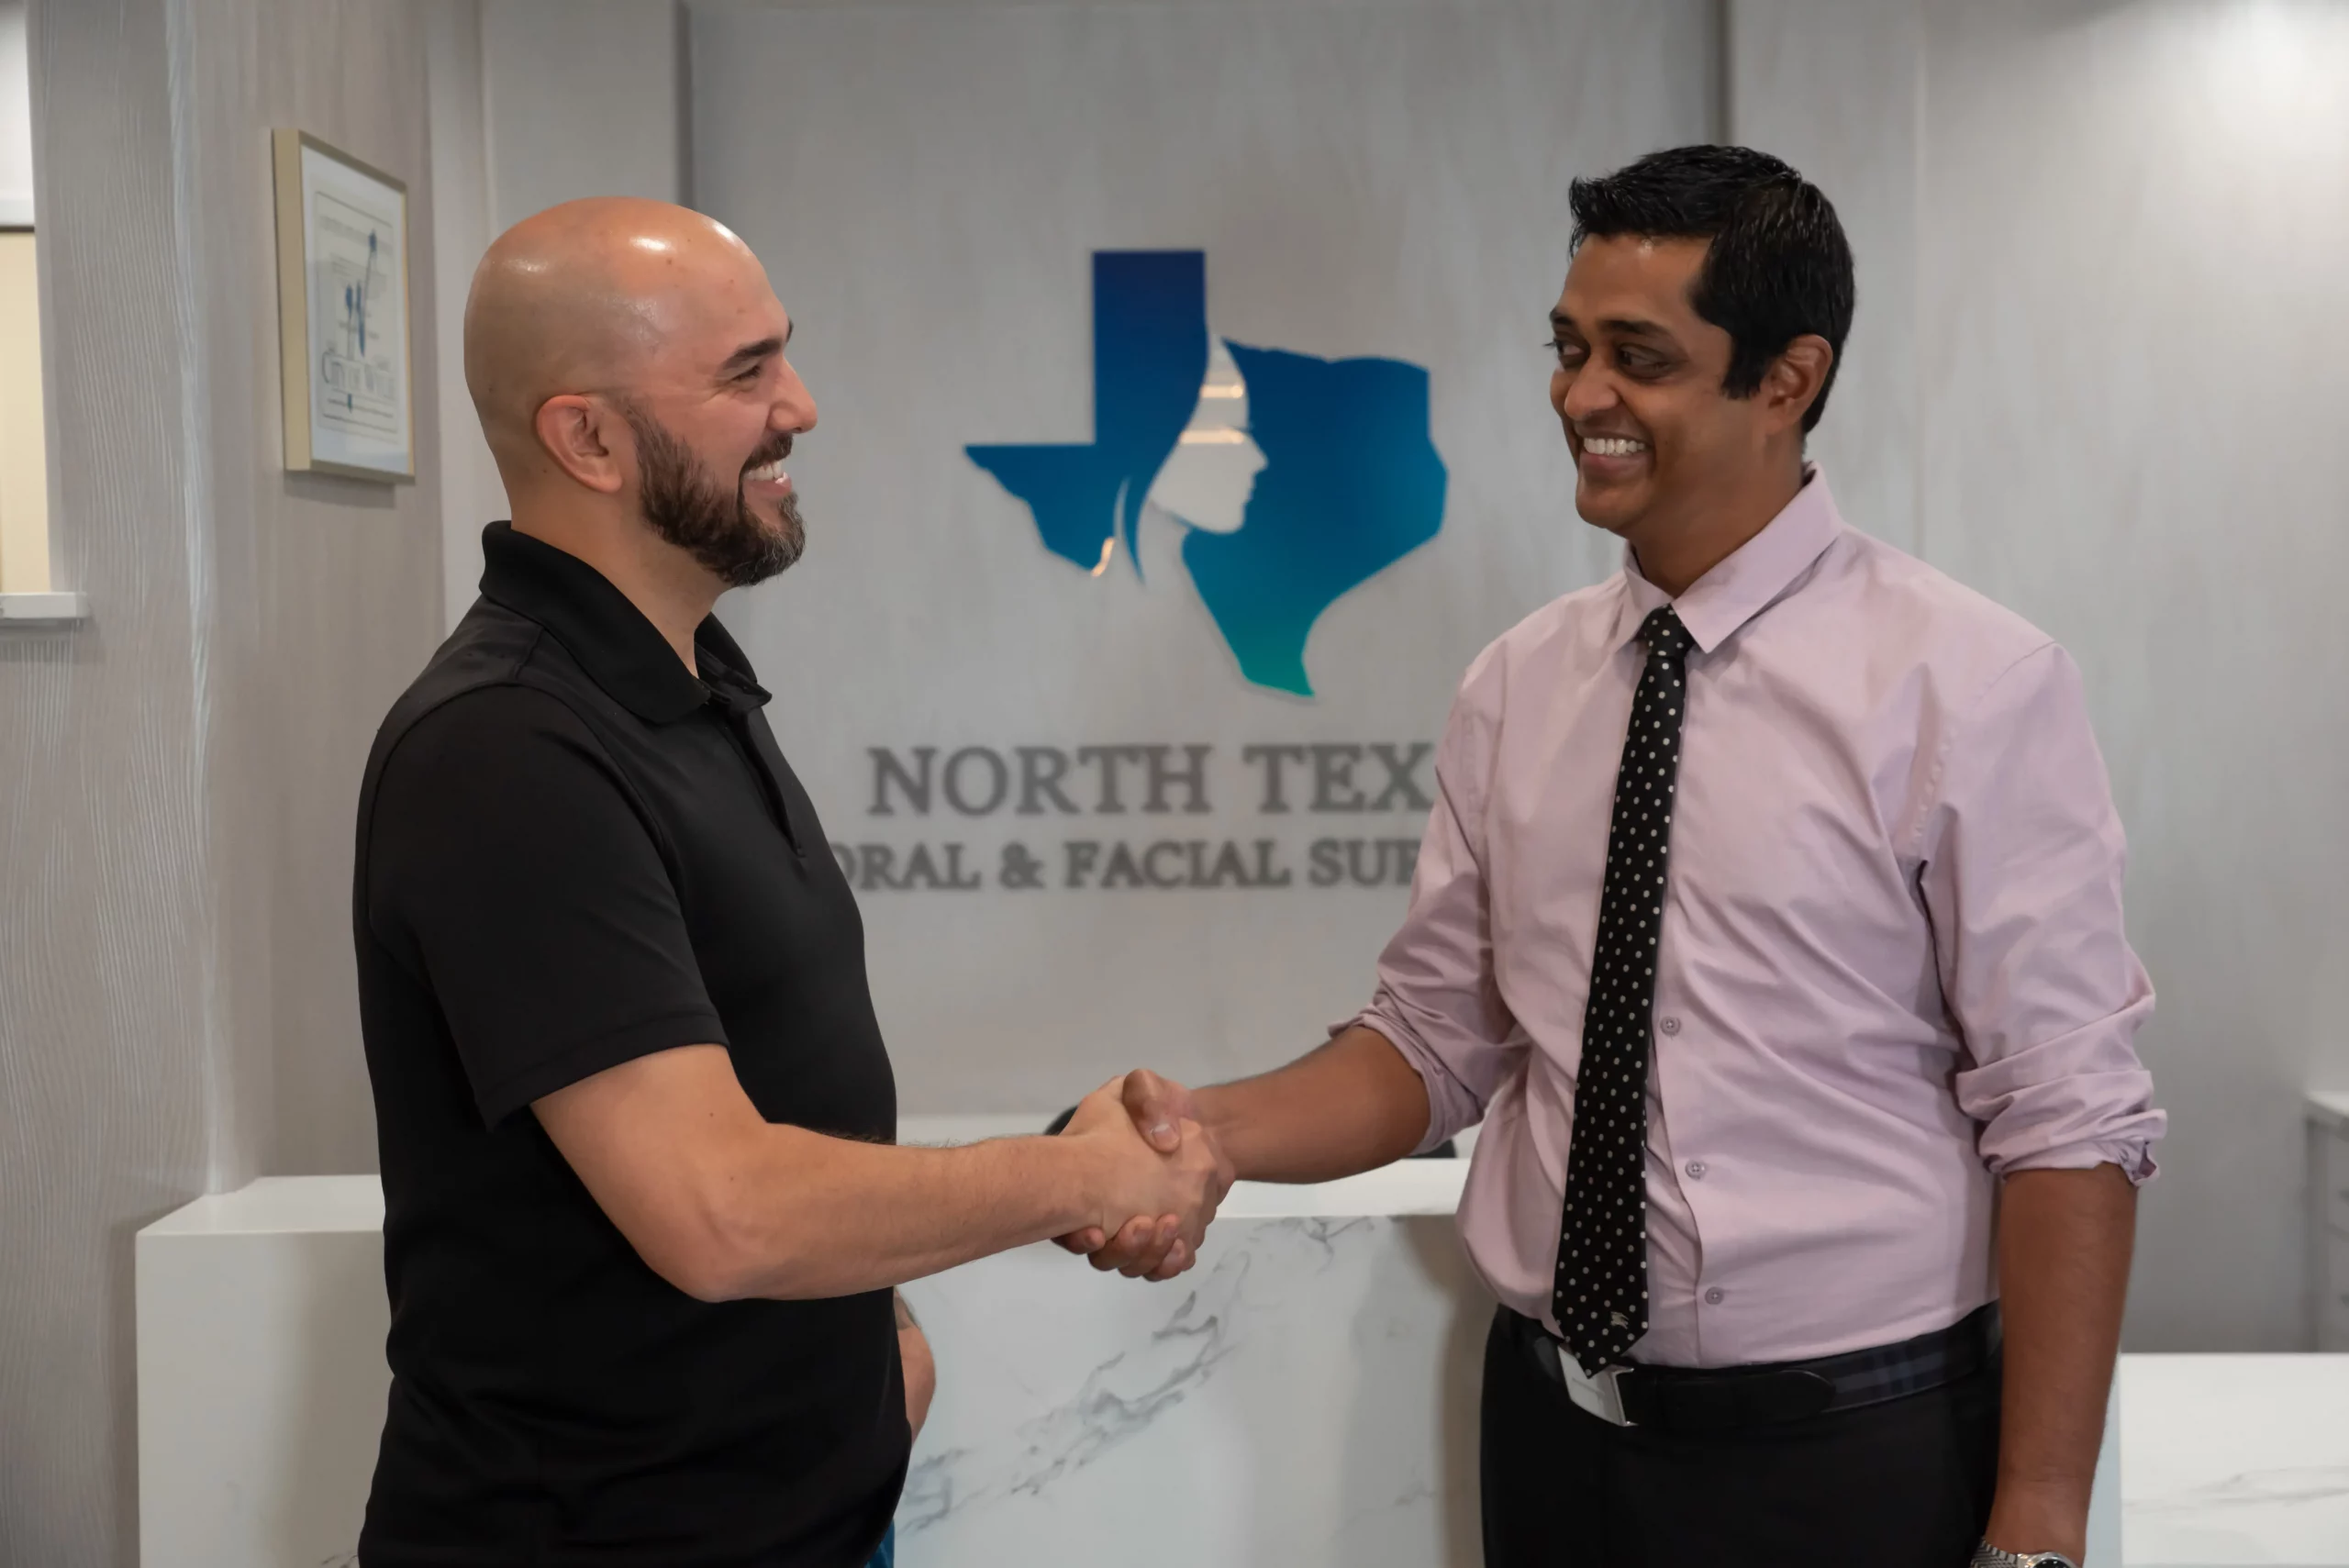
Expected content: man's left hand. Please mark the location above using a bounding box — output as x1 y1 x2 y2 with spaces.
896 1291 936 1439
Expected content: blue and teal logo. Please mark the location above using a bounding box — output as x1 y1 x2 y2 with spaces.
968 251 1447 697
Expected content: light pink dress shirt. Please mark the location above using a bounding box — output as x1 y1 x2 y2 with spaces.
1354 472 2165 1368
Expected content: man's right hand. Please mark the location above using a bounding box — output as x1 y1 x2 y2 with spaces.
1055 1071 1220 1280
1049 1032 1434 1279
1057 1077 1230 1279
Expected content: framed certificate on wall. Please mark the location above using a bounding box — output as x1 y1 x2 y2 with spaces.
271 128 414 483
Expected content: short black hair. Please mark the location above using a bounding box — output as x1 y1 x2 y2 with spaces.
1567 145 1855 434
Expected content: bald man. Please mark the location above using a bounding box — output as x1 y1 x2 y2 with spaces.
351 199 1229 1567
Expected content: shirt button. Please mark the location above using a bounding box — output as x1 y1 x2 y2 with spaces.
1685 1161 1707 1180
1704 1287 1726 1306
1659 1017 1681 1037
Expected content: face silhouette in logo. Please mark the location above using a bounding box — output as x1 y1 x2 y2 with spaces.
967 251 1446 697
1141 340 1269 542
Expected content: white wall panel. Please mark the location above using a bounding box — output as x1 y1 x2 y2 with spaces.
689 0 1718 1111
0 0 30 224
483 0 684 228
1911 0 2349 1349
429 0 505 631
444 0 683 627
0 0 450 1557
1729 0 1921 553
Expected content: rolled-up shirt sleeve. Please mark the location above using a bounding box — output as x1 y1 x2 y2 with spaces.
1343 667 1531 1152
1920 643 2165 1181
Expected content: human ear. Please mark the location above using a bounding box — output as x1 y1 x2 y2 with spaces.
1766 334 1834 433
533 394 629 495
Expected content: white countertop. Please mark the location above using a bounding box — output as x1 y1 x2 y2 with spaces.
139 1174 384 1236
137 1125 1472 1240
2309 1091 2349 1132
2121 1355 2349 1564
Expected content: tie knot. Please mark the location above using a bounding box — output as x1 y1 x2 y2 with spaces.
1640 606 1693 661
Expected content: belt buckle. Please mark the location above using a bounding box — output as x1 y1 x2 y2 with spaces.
1556 1347 1635 1427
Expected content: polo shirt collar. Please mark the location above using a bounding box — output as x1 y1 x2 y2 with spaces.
478 522 769 724
1611 467 1846 655
694 616 774 719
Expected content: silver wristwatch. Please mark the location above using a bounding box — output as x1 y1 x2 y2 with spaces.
1970 1544 2079 1568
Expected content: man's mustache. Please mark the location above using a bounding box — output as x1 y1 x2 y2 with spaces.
742 432 795 475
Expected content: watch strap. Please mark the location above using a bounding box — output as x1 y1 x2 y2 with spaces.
1970 1543 2079 1568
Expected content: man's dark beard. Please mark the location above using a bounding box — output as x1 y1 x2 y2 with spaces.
622 402 805 588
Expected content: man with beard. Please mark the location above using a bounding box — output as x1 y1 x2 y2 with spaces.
350 198 1228 1567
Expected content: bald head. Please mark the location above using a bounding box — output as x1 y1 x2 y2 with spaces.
463 197 818 602
463 197 771 469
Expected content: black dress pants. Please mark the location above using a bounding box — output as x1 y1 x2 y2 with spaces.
1480 1308 2001 1568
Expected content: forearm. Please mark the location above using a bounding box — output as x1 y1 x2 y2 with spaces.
712 1130 1104 1301
540 1047 1207 1302
1985 1162 2137 1561
1193 1026 1432 1183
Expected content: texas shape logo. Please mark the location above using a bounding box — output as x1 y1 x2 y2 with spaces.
967 251 1447 697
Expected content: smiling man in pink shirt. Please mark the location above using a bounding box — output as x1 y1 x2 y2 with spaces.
1067 146 2164 1567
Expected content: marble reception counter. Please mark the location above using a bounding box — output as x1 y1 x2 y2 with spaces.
134 1118 1488 1568
891 1129 1486 1565
135 1115 2329 1566
2117 1355 2349 1567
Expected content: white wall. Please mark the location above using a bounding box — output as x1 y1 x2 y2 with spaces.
427 0 501 629
1911 0 2349 1351
688 0 1718 1112
1738 0 2349 1350
0 0 452 1557
446 0 1715 1121
433 0 685 628
0 0 31 225
1728 0 1920 553
482 0 684 223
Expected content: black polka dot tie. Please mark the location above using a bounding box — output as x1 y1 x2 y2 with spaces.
1553 606 1694 1375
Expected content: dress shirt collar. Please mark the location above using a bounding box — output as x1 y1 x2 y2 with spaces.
1612 468 1846 655
478 520 771 724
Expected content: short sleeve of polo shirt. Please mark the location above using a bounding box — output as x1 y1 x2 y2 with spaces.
364 683 728 1125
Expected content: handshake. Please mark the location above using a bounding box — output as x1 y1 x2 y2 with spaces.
1048 1070 1234 1282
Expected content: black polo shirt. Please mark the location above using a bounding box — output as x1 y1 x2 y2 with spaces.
351 522 904 1567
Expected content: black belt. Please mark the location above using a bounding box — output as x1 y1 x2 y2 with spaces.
1509 1302 2002 1436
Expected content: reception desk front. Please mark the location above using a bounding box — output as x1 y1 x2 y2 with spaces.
148 1121 2334 1567
136 1117 1487 1568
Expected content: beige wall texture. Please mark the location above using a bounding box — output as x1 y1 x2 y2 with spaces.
0 228 48 591
0 0 449 1560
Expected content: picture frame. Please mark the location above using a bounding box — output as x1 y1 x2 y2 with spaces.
271 128 414 483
